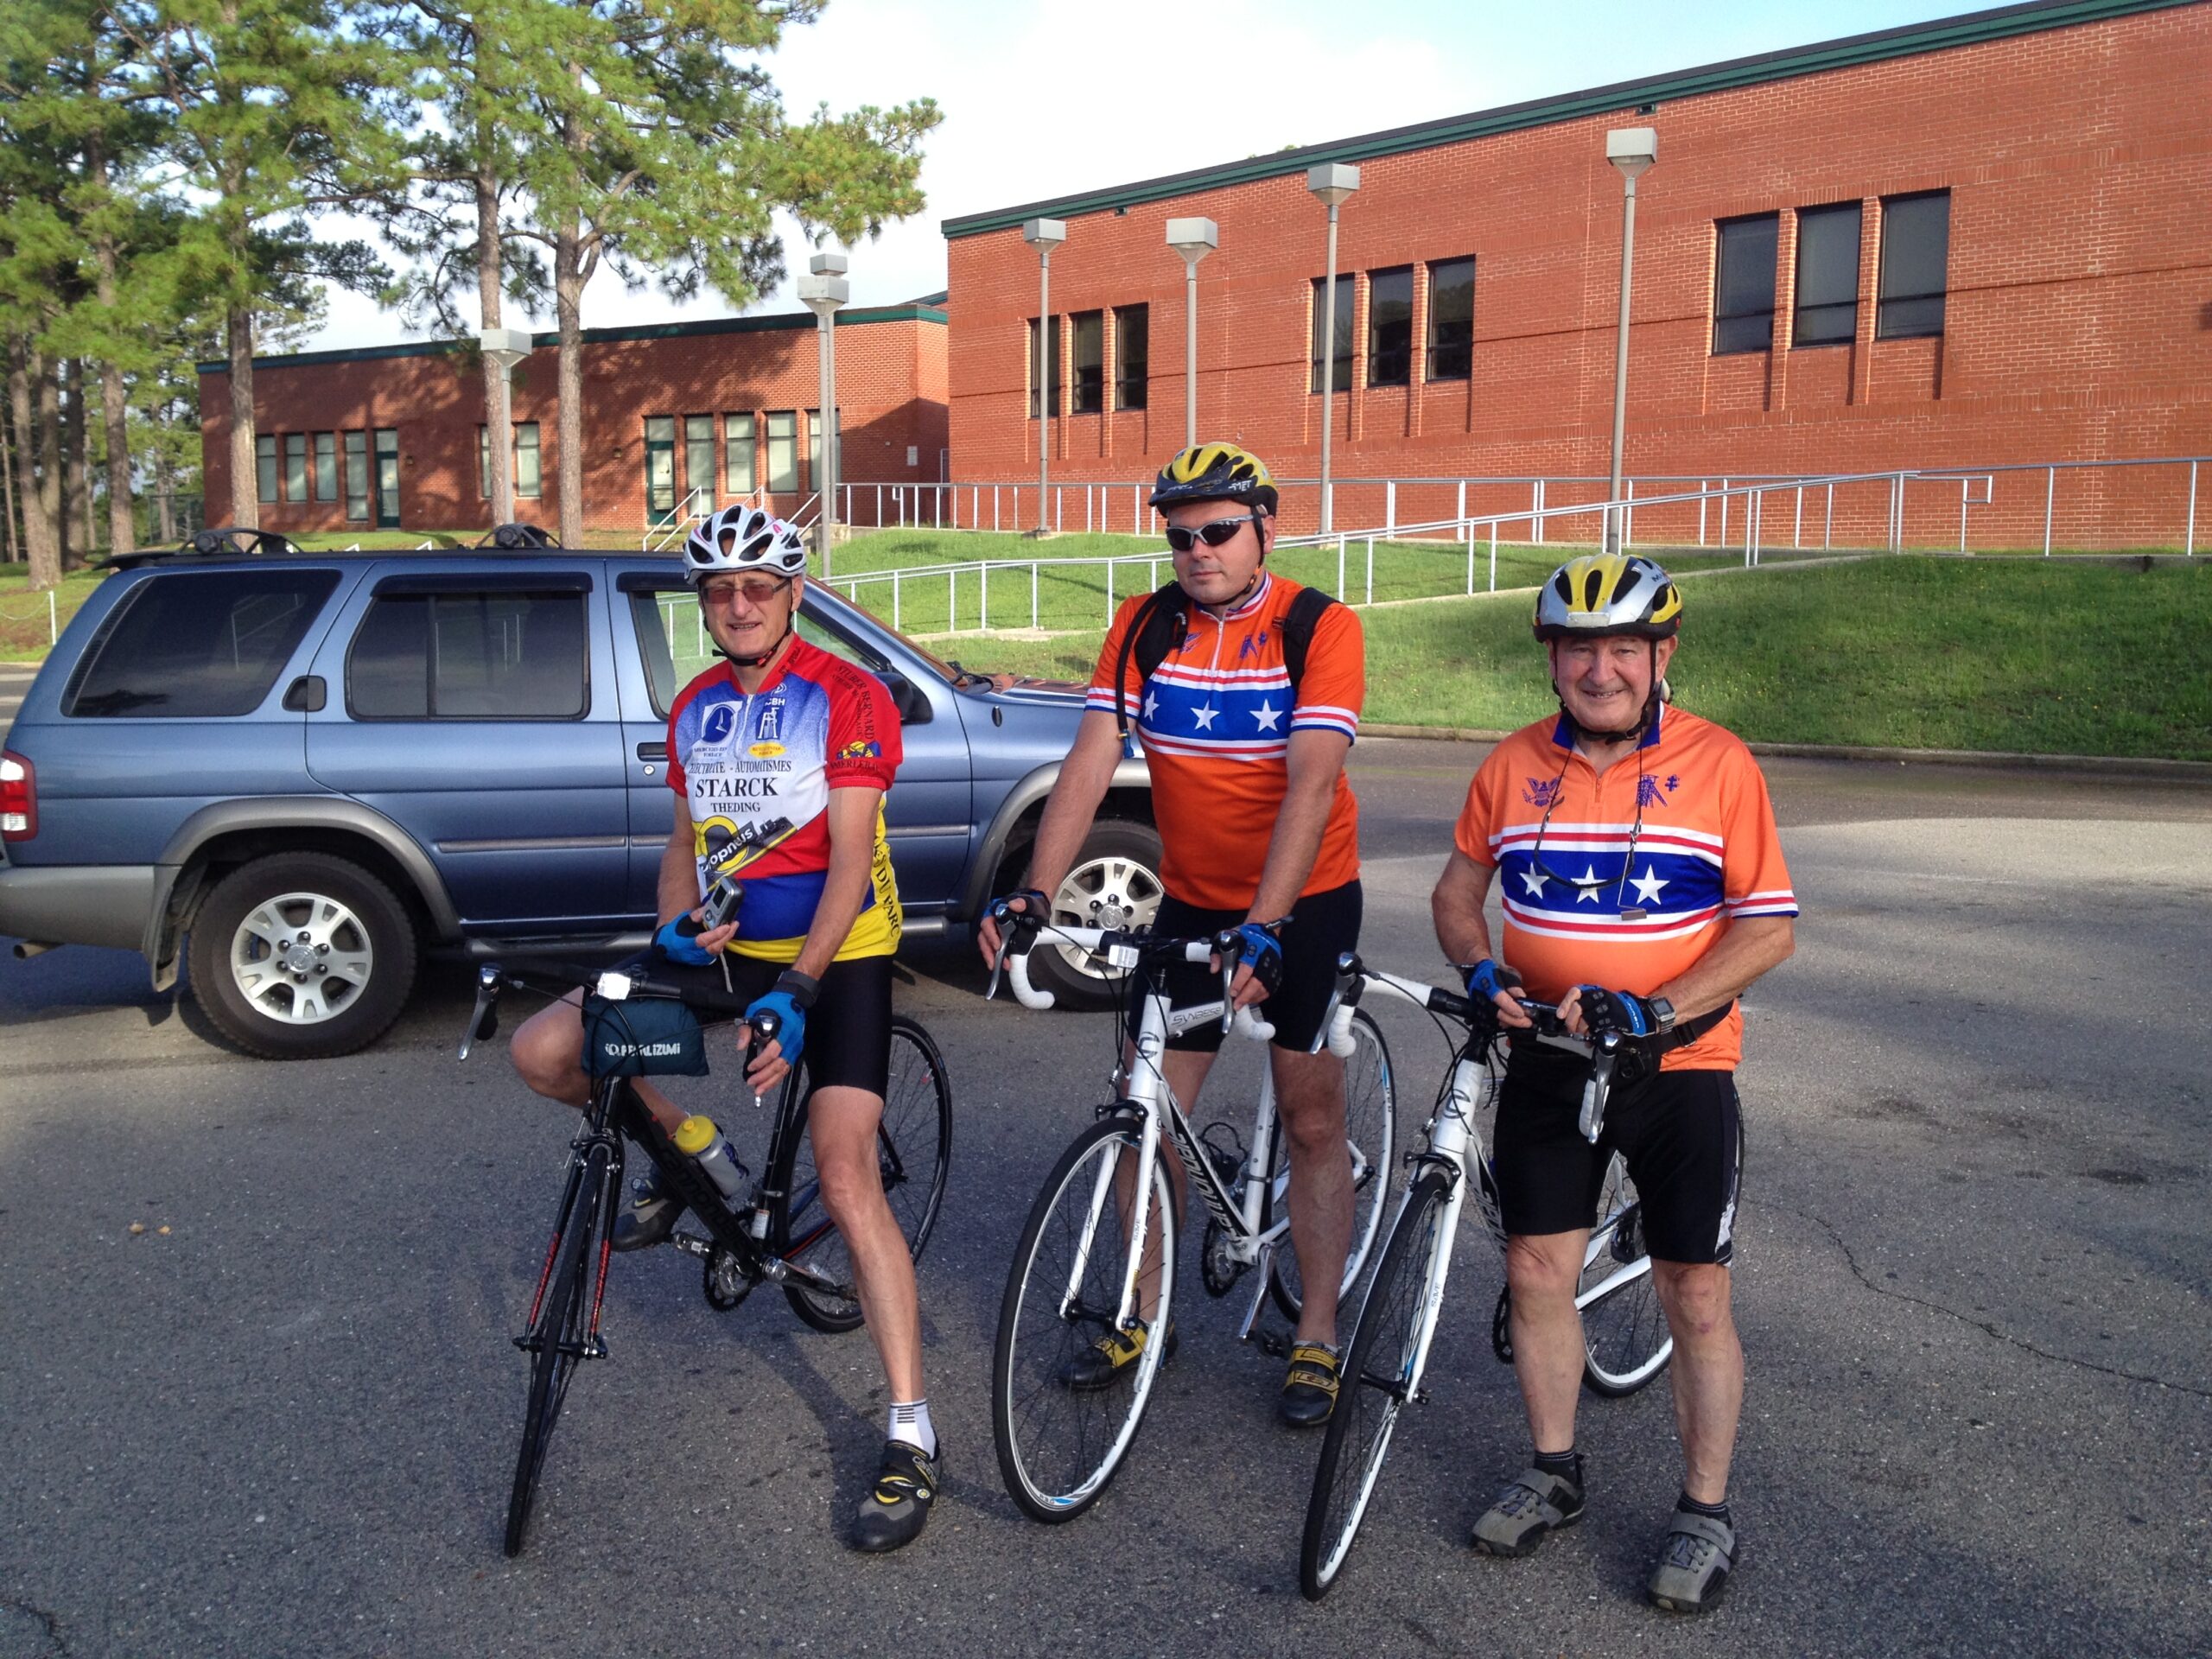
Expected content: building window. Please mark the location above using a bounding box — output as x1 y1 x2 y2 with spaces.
283 433 308 502
1309 275 1355 393
256 435 278 504
1713 213 1779 355
1793 203 1862 347
1878 190 1950 339
643 415 677 519
1114 303 1148 411
477 426 491 498
765 410 798 493
807 407 842 487
1367 266 1414 387
724 413 755 494
344 432 368 522
514 423 540 498
683 415 714 507
313 432 337 502
1027 315 1062 419
1426 257 1474 381
1070 311 1104 414
372 429 400 525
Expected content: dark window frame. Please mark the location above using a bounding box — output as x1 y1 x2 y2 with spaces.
1713 213 1780 356
63 569 341 720
1309 273 1355 394
283 432 308 502
343 431 369 522
1878 189 1951 340
1027 315 1063 420
255 435 278 504
1366 266 1414 387
1425 257 1475 382
1069 310 1104 415
723 413 755 494
343 586 590 723
763 410 798 493
1792 201 1863 348
1113 303 1148 411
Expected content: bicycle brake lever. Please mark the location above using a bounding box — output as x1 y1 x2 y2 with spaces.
457 965 502 1060
1580 1031 1621 1144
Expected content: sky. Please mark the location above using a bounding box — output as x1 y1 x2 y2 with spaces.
302 0 1974 353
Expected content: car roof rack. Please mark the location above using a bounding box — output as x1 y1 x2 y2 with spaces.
98 523 643 570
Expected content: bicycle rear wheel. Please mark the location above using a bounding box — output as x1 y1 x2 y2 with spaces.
993 1116 1178 1523
1300 1166 1455 1600
1579 1150 1672 1396
771 1016 953 1334
1268 1007 1397 1322
505 1140 616 1556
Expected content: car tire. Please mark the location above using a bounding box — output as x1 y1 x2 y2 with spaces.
186 852 419 1059
1022 819 1166 1013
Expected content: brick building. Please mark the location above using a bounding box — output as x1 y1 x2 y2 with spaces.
197 301 949 537
944 0 2212 547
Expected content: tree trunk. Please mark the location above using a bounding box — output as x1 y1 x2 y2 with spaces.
59 360 82 566
96 230 136 556
10 344 61 590
227 304 258 530
476 91 515 526
155 438 177 543
1 397 19 563
555 243 583 546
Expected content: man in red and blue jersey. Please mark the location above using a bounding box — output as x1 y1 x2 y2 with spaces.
510 505 938 1553
980 442 1366 1427
1433 553 1796 1613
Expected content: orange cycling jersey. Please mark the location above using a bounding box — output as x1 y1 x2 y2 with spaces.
1453 705 1797 1071
1088 572 1363 911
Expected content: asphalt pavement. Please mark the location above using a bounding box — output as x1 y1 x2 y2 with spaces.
2 734 2208 1659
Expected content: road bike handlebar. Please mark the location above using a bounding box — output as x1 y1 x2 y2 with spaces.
986 905 1275 1042
455 957 779 1063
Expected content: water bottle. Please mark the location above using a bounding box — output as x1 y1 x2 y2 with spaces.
673 1114 748 1204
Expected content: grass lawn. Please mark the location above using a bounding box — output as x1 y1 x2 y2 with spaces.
925 556 2212 761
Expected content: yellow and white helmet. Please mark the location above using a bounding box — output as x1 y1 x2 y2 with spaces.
1533 554 1681 640
1149 442 1278 516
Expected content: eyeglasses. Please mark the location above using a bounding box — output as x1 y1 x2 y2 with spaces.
1526 753 1651 919
700 576 791 607
1163 514 1262 554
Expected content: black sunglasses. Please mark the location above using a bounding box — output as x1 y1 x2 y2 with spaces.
1163 514 1262 554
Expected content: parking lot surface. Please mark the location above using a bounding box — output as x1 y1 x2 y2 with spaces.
2 733 2207 1658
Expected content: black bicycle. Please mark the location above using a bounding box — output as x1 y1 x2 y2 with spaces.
459 959 953 1556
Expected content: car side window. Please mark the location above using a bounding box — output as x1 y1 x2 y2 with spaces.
627 588 882 718
64 569 340 718
346 589 587 720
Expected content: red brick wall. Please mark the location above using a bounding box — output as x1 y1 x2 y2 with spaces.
948 5 2212 548
200 313 948 536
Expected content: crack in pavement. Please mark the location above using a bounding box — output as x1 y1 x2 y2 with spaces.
0 1597 67 1657
1753 1198 2211 1401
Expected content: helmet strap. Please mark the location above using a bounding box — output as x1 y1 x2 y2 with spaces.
1194 509 1268 616
716 615 798 674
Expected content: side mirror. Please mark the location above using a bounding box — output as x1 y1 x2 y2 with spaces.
881 674 932 727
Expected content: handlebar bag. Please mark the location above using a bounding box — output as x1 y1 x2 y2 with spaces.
581 993 709 1078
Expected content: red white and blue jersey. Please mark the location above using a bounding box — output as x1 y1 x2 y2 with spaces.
1453 705 1796 1071
664 637 903 963
1087 573 1363 910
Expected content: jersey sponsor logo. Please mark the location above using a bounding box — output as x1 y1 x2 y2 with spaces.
749 741 785 759
695 773 780 798
836 738 882 760
757 702 782 741
1637 775 1671 810
701 703 740 745
1522 775 1562 809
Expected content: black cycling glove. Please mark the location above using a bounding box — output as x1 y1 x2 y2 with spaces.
1574 985 1662 1043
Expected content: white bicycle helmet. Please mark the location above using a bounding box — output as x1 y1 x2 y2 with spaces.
683 504 807 583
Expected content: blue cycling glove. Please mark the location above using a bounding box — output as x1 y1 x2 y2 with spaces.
1232 921 1285 997
655 914 715 966
1463 958 1515 1001
744 990 806 1068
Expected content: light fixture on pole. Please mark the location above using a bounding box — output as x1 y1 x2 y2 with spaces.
1604 127 1656 556
1165 217 1217 451
478 325 533 526
798 251 849 575
1306 163 1359 535
1021 218 1067 537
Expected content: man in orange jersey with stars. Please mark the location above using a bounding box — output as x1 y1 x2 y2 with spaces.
1433 553 1796 1616
979 442 1365 1429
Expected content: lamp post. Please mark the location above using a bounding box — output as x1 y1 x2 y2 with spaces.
1021 219 1066 537
1306 164 1359 535
798 251 849 575
1165 217 1217 451
478 325 532 526
1604 127 1657 556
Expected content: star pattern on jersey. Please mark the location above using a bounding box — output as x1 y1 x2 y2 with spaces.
1143 690 1160 721
1252 700 1281 732
1192 704 1217 730
1630 865 1669 906
1520 868 1548 898
1574 864 1604 904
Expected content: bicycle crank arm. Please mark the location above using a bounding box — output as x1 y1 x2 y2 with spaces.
1236 1238 1278 1345
512 1332 608 1361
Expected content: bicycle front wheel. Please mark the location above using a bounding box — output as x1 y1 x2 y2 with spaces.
1579 1150 1672 1396
505 1141 616 1557
992 1116 1178 1523
1300 1166 1454 1601
1268 1007 1397 1322
772 1016 954 1333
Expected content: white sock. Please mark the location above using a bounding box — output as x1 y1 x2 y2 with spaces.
887 1398 936 1459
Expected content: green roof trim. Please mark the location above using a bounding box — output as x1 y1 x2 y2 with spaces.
198 301 946 375
942 0 2195 238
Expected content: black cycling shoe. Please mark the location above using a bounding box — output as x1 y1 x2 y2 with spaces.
610 1169 684 1252
1057 1319 1178 1391
850 1439 942 1553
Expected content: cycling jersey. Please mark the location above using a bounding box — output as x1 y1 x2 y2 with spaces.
1452 705 1797 1071
1086 572 1363 910
665 637 903 963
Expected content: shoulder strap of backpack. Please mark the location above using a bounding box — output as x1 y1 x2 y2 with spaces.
1113 582 1187 739
1280 585 1339 704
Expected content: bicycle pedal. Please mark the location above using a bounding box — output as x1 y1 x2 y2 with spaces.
671 1232 715 1260
1251 1331 1288 1360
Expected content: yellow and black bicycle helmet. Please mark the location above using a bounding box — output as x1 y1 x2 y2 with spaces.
1533 554 1682 640
1149 442 1278 517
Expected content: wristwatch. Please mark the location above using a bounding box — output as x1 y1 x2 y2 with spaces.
1648 995 1677 1035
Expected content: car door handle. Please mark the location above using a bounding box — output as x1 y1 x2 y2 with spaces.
636 741 668 762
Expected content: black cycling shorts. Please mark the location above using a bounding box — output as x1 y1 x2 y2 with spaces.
609 950 894 1099
1132 880 1363 1055
1492 1048 1742 1265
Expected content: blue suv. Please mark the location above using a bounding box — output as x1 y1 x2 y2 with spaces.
0 531 1161 1057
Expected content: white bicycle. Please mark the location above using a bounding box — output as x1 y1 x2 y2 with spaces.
1300 953 1673 1600
986 910 1398 1523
